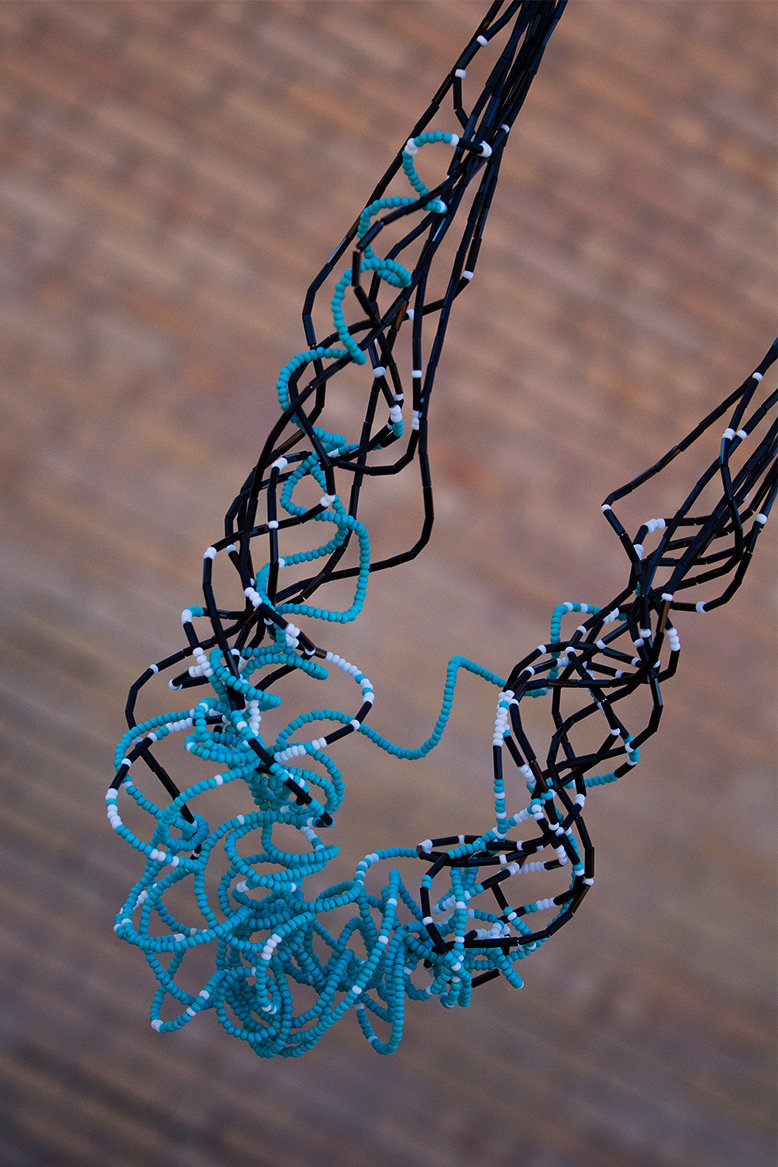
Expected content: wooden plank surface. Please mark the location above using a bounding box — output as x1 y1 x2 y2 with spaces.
0 3 775 1165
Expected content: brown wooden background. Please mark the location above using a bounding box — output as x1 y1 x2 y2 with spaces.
0 3 775 1165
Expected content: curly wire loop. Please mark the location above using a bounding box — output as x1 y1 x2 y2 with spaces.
108 0 777 1057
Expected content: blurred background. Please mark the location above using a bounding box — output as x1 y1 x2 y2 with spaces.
0 2 775 1165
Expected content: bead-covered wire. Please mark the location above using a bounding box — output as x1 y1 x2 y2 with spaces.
108 0 777 1057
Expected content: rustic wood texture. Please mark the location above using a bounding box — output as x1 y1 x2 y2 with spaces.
0 2 775 1164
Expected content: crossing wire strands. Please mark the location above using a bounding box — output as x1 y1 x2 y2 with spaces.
106 1 777 1057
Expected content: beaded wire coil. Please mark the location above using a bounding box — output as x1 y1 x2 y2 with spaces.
108 0 777 1057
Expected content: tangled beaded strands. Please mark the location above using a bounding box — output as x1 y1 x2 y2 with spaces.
107 1 777 1058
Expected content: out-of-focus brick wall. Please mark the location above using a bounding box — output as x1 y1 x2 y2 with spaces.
0 4 775 1166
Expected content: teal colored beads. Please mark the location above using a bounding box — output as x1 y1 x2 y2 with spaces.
105 0 755 1063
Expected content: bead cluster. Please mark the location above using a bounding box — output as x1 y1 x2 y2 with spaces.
108 1 777 1057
